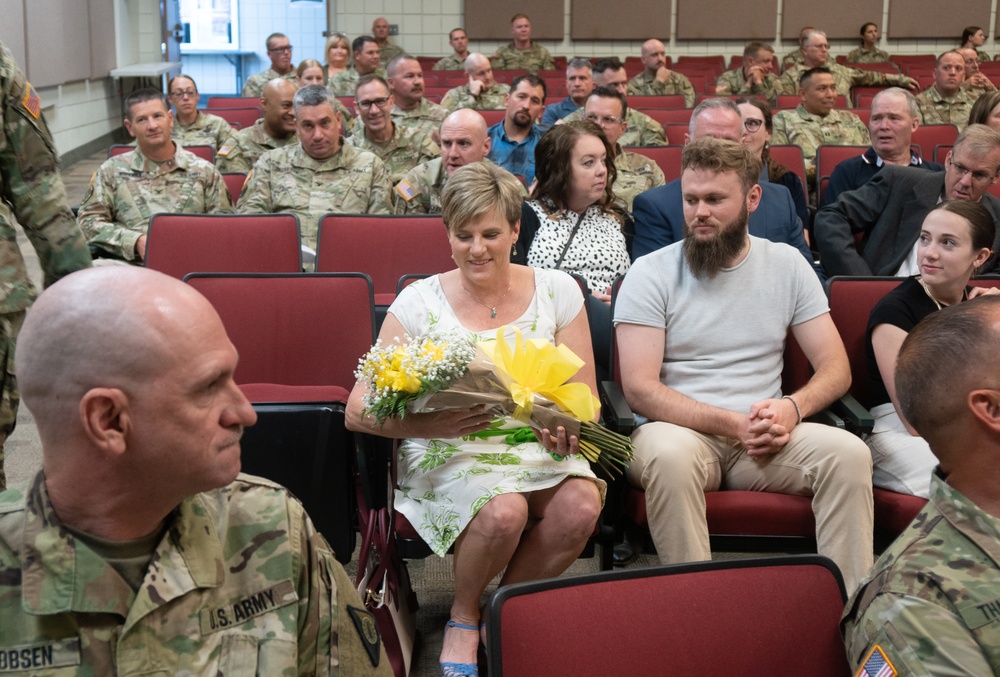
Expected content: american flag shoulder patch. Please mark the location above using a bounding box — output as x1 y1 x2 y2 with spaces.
394 179 418 201
21 82 41 119
217 144 233 157
856 645 896 677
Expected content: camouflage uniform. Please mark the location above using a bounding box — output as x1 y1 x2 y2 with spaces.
377 41 405 67
842 472 1000 675
392 157 524 214
0 43 91 489
78 145 233 262
172 111 236 152
0 472 393 676
778 62 914 98
237 143 391 250
915 85 975 131
781 48 805 71
241 68 296 97
217 120 300 174
490 43 555 72
772 104 870 185
391 98 449 139
613 147 666 211
845 46 892 64
563 108 667 147
626 71 697 108
347 121 440 184
328 68 386 97
433 53 467 71
715 68 780 106
963 77 997 94
440 83 511 111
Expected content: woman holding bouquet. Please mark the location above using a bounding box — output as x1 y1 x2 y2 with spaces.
347 162 604 677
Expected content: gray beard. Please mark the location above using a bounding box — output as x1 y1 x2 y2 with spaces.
683 206 749 279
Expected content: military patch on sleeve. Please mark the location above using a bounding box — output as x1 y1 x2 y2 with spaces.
394 179 418 202
217 144 233 157
346 605 381 667
855 645 897 677
21 82 41 119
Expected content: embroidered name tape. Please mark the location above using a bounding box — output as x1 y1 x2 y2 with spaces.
0 639 80 672
199 579 297 635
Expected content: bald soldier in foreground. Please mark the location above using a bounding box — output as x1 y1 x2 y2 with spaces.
843 296 1000 674
0 267 392 675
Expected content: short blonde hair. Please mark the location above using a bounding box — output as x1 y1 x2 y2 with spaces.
325 34 350 61
441 163 523 232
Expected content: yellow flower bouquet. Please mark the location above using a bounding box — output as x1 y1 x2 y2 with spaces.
356 325 634 477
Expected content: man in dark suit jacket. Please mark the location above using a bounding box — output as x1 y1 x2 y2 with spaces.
630 97 821 278
815 124 1000 277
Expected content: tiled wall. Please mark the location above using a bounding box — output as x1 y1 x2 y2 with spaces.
178 0 996 96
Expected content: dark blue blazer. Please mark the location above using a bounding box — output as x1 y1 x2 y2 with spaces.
631 179 822 277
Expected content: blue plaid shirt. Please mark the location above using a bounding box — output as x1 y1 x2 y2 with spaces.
486 121 545 187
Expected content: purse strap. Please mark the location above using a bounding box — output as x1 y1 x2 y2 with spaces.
553 208 587 270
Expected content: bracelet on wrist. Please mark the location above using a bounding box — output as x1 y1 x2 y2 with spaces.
782 395 803 425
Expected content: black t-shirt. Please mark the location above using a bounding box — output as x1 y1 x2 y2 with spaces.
865 276 942 407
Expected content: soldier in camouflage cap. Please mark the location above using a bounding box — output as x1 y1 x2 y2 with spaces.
347 75 440 185
167 75 236 153
440 53 511 112
916 51 976 131
329 36 385 98
433 28 470 71
562 58 668 147
627 39 696 108
0 266 392 675
0 42 91 489
238 85 391 253
77 88 233 263
582 87 665 211
217 78 300 174
843 295 1000 675
392 109 525 214
778 31 917 98
387 55 449 140
241 32 296 97
772 67 870 197
491 13 555 73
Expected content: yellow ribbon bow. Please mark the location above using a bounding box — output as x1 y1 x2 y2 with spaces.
481 326 598 423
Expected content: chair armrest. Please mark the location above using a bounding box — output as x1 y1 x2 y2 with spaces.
827 394 874 436
804 407 845 429
599 380 634 434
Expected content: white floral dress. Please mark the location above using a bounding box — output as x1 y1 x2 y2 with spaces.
389 268 606 556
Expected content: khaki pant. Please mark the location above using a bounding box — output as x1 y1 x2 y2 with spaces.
627 420 874 592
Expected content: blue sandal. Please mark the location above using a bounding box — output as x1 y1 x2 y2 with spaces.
441 620 479 677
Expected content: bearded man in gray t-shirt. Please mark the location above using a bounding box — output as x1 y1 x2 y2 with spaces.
613 137 874 593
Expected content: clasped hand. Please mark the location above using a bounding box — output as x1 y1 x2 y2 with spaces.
740 398 798 457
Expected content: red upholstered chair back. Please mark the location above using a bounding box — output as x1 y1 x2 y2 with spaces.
912 124 958 157
207 96 261 109
664 123 688 144
477 109 506 126
487 556 851 676
816 145 869 203
184 273 375 390
315 214 455 306
768 144 807 191
145 213 302 280
641 107 692 126
208 107 261 130
221 172 247 205
624 145 683 182
776 94 848 109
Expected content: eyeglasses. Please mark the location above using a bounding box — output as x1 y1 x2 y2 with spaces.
949 158 997 185
268 45 293 53
743 118 764 133
585 114 623 127
169 89 197 99
357 97 391 110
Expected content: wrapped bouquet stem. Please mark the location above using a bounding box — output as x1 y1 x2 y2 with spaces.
356 325 634 478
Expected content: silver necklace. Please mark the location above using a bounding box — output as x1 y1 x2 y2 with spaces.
462 282 512 318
